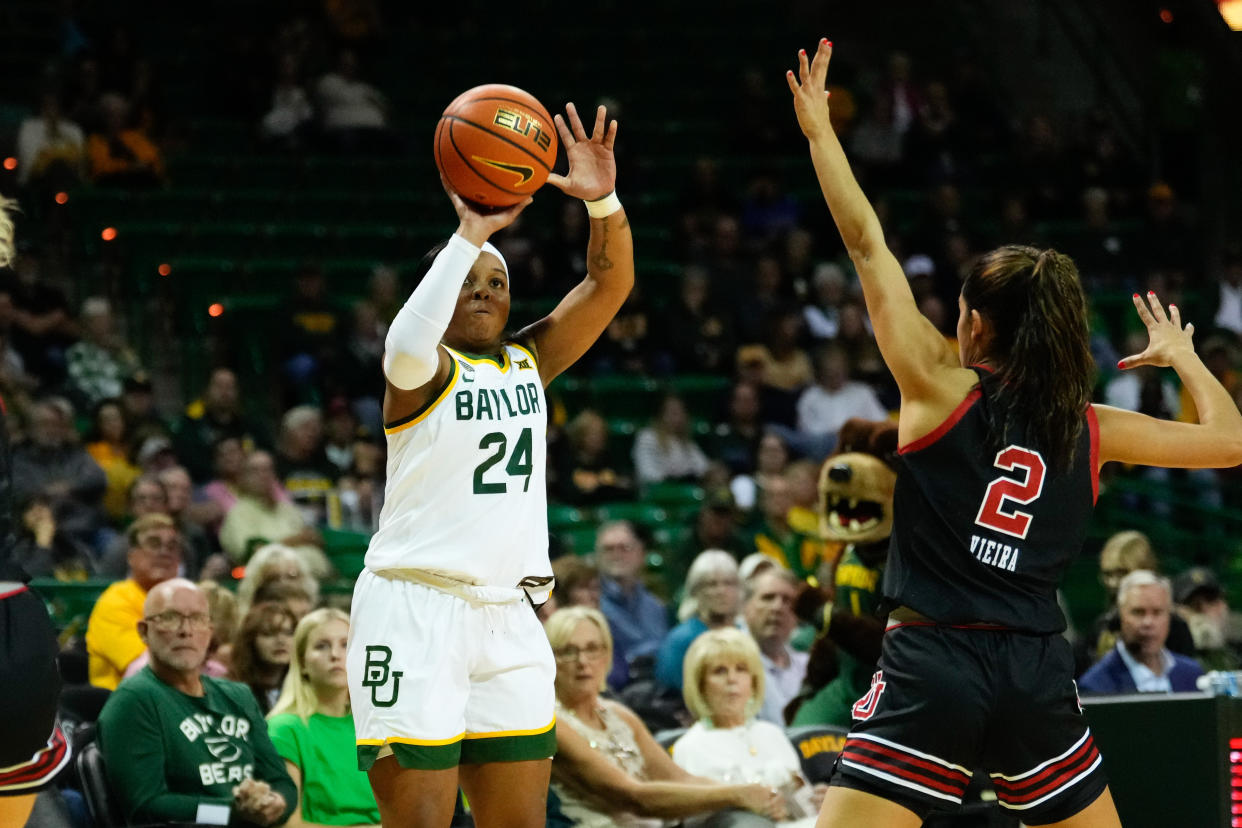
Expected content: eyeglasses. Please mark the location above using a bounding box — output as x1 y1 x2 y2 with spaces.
143 611 212 632
554 643 608 663
139 537 183 554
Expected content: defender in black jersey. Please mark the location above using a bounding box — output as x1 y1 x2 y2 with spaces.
788 40 1242 828
0 198 71 827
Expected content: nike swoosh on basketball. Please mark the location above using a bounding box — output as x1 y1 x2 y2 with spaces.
473 157 535 186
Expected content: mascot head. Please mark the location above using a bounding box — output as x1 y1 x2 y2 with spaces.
817 418 898 546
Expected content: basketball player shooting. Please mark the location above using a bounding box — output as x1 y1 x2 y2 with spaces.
345 101 632 828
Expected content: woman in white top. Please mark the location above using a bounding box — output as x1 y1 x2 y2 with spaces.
547 607 786 827
632 393 710 489
672 629 825 827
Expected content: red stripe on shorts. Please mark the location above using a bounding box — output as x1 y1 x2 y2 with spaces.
842 749 969 797
846 738 971 786
991 735 1096 792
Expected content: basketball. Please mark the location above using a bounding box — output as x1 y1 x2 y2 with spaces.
434 84 559 208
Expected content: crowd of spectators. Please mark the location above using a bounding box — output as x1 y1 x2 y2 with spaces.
4 6 1242 827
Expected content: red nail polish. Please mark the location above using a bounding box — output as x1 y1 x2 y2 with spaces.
827 41 833 47
1132 293 1140 299
1117 360 1126 369
800 49 806 56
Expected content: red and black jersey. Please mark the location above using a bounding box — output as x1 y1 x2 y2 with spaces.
883 369 1099 633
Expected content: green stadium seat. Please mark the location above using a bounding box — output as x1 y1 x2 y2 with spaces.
28 579 112 632
594 502 669 528
641 481 706 510
322 528 372 580
555 526 599 556
547 504 588 530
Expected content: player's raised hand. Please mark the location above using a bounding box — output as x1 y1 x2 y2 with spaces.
1118 291 1197 369
546 103 617 202
442 174 532 246
786 38 834 141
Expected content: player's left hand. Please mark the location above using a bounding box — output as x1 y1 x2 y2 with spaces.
546 103 617 201
1118 290 1196 369
786 38 834 141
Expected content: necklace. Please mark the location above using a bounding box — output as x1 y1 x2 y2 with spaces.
559 701 642 767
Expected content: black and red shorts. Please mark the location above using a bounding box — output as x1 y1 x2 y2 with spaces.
831 621 1107 825
0 586 70 795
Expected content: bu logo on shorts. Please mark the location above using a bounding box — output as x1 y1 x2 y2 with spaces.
852 670 887 721
362 645 403 707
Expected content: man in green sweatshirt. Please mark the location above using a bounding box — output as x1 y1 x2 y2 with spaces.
97 578 296 826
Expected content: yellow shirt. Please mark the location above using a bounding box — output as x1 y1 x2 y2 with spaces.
85 579 147 690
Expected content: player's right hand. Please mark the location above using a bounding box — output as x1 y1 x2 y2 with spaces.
443 174 533 247
786 38 834 141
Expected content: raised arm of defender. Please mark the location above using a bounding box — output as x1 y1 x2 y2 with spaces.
786 40 959 405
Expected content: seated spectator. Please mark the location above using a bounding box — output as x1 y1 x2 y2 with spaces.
323 397 358 476
709 381 764 477
1173 566 1241 672
260 52 313 150
278 265 345 406
731 431 791 514
13 493 95 580
97 579 295 826
122 578 240 680
547 607 787 826
747 476 828 585
553 409 635 506
159 464 225 581
16 91 86 192
173 367 269 484
597 521 669 689
670 489 749 588
64 297 142 411
802 263 848 341
98 473 168 578
663 265 737 374
221 450 329 578
85 397 141 522
232 601 298 715
793 346 886 460
237 543 322 617
267 609 381 827
1079 570 1203 694
120 371 172 450
313 49 398 154
200 579 241 676
253 579 317 623
86 92 164 187
673 629 824 825
632 394 710 490
200 435 250 530
85 514 182 689
276 405 339 528
1080 530 1194 669
783 461 824 540
12 397 106 549
550 556 602 612
736 307 814 429
656 551 743 690
743 568 807 725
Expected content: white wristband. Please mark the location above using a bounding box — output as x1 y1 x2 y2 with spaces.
584 191 622 219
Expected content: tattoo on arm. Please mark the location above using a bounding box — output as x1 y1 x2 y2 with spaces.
590 219 614 272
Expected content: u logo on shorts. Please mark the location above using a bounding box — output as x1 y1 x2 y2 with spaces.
852 670 887 721
363 645 404 708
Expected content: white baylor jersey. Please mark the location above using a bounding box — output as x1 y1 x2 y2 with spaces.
365 342 550 588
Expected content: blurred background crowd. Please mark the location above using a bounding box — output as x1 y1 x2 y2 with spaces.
2 0 1242 826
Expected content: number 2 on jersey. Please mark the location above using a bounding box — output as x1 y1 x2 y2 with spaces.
974 445 1046 539
473 428 534 494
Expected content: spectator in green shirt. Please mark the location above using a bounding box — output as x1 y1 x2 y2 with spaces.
268 608 381 827
97 578 296 827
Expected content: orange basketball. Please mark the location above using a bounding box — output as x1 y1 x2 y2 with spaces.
434 84 559 208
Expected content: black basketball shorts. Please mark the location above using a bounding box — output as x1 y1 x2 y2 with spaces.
830 621 1108 825
0 586 70 795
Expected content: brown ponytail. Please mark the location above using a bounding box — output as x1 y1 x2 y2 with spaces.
961 245 1095 472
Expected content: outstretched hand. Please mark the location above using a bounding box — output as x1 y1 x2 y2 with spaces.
546 103 617 201
785 38 834 141
1118 291 1196 369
